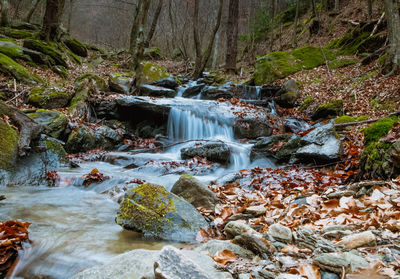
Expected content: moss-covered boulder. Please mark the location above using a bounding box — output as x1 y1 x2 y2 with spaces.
328 58 358 69
254 46 335 85
116 183 208 241
23 39 68 68
359 116 398 179
75 72 107 91
109 73 133 94
0 120 18 171
312 100 343 120
275 79 300 108
64 37 88 57
28 87 71 109
27 109 68 139
0 53 39 83
141 62 170 84
144 47 161 60
0 27 33 39
299 96 315 112
44 139 68 164
52 65 68 78
0 39 24 59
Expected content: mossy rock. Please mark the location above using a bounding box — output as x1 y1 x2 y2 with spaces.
52 65 68 78
0 27 33 39
65 125 98 153
109 73 133 94
299 96 315 112
45 139 68 163
64 37 88 57
75 72 107 91
254 46 335 85
0 53 40 83
335 115 356 124
312 100 343 120
144 47 161 60
141 62 170 84
363 116 398 144
116 183 208 241
0 120 19 171
0 40 24 59
23 39 68 68
328 58 358 69
28 87 71 109
250 134 293 161
27 109 68 139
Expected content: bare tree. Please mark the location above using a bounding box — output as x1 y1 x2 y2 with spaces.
225 0 239 73
367 0 373 20
145 0 163 48
0 0 9 26
25 0 42 23
292 0 300 48
67 0 76 32
334 0 339 13
40 0 66 41
382 0 400 76
193 0 224 79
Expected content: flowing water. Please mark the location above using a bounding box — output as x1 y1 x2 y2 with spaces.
0 84 275 278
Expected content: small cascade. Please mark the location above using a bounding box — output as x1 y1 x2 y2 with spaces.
167 108 234 141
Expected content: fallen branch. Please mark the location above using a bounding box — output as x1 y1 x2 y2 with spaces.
320 45 331 76
341 19 360 26
370 12 385 37
334 111 400 128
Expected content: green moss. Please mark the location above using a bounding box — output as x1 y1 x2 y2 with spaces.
0 92 6 101
0 53 40 83
23 39 68 67
144 47 161 59
356 115 369 121
45 139 67 162
326 27 370 55
299 96 315 111
312 99 343 120
328 58 358 69
335 115 356 124
254 46 336 85
141 62 170 83
0 120 18 171
52 65 68 78
0 40 24 59
69 87 89 114
0 27 33 39
75 72 106 91
28 109 67 138
28 87 70 109
363 116 398 144
64 38 88 57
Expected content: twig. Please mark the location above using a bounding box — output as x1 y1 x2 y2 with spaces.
334 110 400 128
370 12 385 37
5 90 26 105
320 45 331 76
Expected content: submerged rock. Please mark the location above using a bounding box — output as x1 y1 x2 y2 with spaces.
182 83 206 98
171 175 219 211
181 142 230 165
116 183 208 241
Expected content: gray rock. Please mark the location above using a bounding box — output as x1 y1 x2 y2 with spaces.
320 272 339 279
182 84 206 98
154 246 233 279
139 84 176 98
27 109 67 139
153 77 179 89
341 252 368 271
294 226 337 252
234 118 273 139
109 73 133 94
268 224 293 244
250 134 292 161
116 183 208 242
257 270 276 279
201 86 233 100
245 205 266 216
224 221 254 239
313 253 350 273
195 239 255 259
233 232 271 259
171 175 219 211
70 249 159 279
181 142 230 165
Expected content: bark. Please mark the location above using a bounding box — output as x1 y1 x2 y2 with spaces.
25 0 42 23
382 0 400 76
67 0 75 32
0 0 9 26
269 0 276 52
130 0 151 88
40 0 66 41
193 0 224 79
145 0 163 48
367 0 373 20
334 0 340 13
293 0 300 48
311 0 317 17
225 0 239 73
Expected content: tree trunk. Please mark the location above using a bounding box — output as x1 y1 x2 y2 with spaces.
13 0 22 18
193 0 224 79
293 0 300 48
25 0 42 23
269 0 276 51
382 0 400 76
145 0 163 48
67 0 75 32
0 0 9 26
225 0 239 73
367 0 373 20
40 0 65 41
311 0 317 17
334 0 340 13
130 0 151 88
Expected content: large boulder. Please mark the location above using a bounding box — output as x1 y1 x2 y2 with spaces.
28 87 71 109
295 123 342 163
154 246 233 279
23 39 68 67
27 109 68 139
275 79 300 108
153 76 179 89
312 100 344 120
250 134 292 161
0 39 24 59
109 73 133 94
0 53 39 83
182 83 206 98
0 27 34 39
141 62 170 84
0 120 18 172
171 175 219 211
116 183 208 241
233 118 273 139
63 37 88 57
201 86 233 100
139 84 176 98
181 142 230 165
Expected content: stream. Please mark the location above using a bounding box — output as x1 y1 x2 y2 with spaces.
0 84 277 279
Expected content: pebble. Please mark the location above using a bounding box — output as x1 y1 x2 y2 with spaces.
245 205 266 216
336 231 376 249
268 224 293 244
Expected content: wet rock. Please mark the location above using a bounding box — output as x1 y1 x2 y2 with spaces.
268 224 293 244
313 253 350 273
116 96 171 118
139 84 176 98
295 123 342 164
116 183 208 242
250 134 292 161
28 86 71 109
181 142 230 165
153 76 179 89
320 271 339 279
201 86 233 100
224 221 255 239
312 100 343 121
245 205 266 217
154 246 233 279
194 239 255 259
336 231 376 249
233 232 271 259
108 73 133 94
275 79 300 108
171 175 218 211
182 83 206 98
234 118 273 139
70 249 159 279
27 109 67 139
